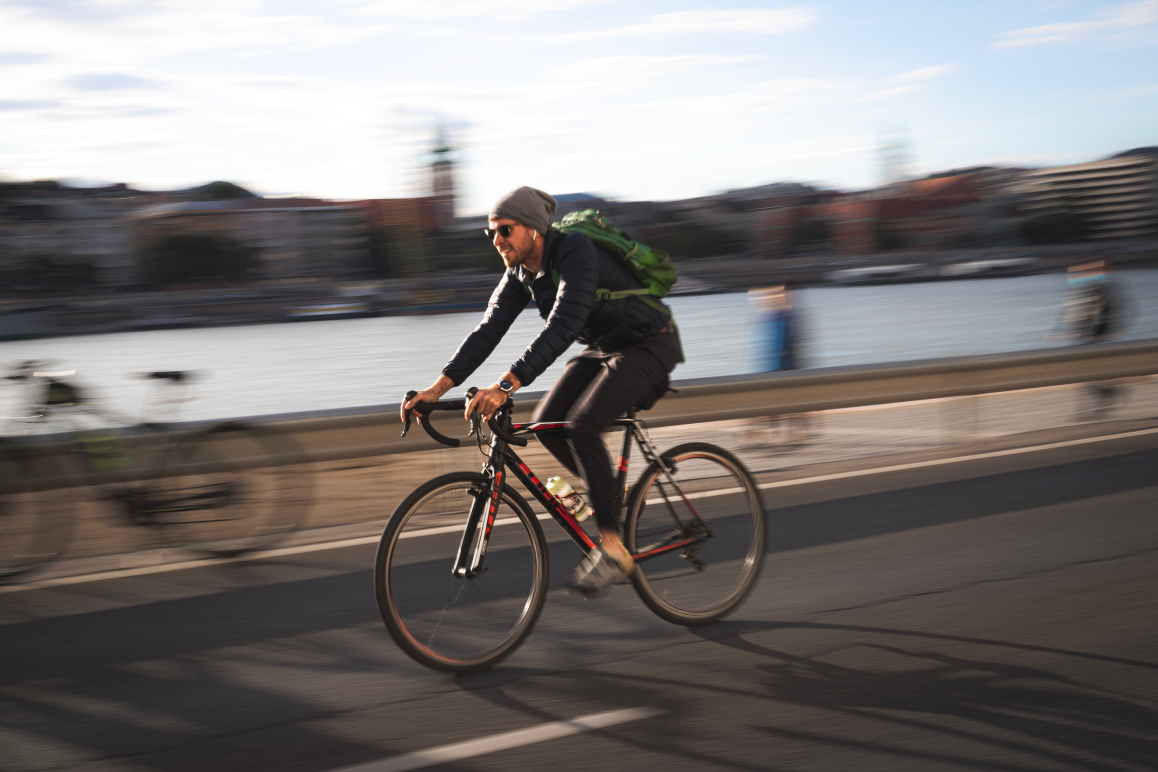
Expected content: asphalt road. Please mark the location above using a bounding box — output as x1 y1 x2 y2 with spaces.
2 429 1156 771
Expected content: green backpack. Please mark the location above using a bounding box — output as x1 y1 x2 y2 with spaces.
521 209 684 362
552 209 678 302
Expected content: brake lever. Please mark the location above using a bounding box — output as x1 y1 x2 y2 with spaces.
401 390 417 438
465 387 482 437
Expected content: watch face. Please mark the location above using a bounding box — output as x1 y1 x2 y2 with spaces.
498 379 514 393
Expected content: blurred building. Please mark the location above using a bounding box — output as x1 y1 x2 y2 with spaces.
1017 153 1158 240
756 174 1012 257
0 196 138 290
131 199 369 283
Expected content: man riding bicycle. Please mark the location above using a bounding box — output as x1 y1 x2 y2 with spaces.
402 186 681 595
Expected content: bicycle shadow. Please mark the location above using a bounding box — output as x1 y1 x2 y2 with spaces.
694 620 1158 769
454 619 1158 770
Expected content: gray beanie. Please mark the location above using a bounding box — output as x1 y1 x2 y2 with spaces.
489 186 557 234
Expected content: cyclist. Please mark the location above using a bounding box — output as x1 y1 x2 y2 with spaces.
402 186 681 595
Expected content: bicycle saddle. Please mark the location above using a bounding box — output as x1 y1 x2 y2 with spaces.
144 371 193 382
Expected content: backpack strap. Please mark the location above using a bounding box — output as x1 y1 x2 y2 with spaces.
523 247 685 363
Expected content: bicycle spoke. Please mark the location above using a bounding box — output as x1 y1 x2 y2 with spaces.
376 472 548 673
625 443 765 625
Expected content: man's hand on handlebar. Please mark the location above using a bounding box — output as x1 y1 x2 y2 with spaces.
401 375 453 424
465 372 520 423
466 384 508 423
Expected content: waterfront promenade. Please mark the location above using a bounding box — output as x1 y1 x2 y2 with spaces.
2 388 1155 772
19 375 1157 581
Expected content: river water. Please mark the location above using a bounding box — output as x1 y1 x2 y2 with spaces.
3 270 1155 422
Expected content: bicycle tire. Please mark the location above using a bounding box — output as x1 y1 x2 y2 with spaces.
150 422 312 556
376 471 549 673
0 444 76 580
624 442 765 626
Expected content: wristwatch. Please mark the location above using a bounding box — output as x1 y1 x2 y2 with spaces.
497 379 515 394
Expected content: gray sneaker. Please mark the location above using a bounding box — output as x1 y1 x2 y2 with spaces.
569 547 633 597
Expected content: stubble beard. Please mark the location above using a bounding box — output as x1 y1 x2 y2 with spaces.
499 235 531 269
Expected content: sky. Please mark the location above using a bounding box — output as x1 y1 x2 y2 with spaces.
0 0 1155 213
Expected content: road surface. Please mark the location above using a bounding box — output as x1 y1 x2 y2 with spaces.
2 425 1156 771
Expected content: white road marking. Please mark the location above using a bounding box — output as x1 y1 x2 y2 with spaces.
646 426 1158 504
4 426 1155 593
329 707 663 772
756 425 1158 491
0 536 384 594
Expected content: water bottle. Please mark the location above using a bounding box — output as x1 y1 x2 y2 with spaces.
546 476 590 521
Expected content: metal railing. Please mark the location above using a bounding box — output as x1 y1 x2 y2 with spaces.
256 338 1158 463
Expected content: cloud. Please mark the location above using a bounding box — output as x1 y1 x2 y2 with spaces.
0 52 50 66
0 99 60 111
4 0 150 24
892 64 959 81
344 3 816 35
550 54 763 84
344 0 607 21
853 85 919 102
993 0 1158 47
559 8 817 40
848 64 958 103
120 107 179 117
0 0 388 73
68 73 163 91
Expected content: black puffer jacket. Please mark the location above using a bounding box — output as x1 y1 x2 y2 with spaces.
442 229 670 387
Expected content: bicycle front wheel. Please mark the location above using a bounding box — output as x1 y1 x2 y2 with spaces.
376 472 549 673
625 442 765 626
151 423 312 556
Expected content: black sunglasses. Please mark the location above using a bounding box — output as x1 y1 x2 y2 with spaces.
484 224 518 240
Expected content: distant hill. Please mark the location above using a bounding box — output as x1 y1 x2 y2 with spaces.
554 192 601 204
1111 147 1158 159
189 181 258 200
922 165 1028 179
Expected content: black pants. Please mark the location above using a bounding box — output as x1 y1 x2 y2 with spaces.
532 330 681 532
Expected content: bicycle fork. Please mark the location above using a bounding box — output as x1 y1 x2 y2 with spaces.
452 467 503 579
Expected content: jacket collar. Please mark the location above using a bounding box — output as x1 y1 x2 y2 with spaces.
513 228 560 284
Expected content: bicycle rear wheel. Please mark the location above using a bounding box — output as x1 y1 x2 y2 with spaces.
376 471 549 673
625 442 765 625
0 445 76 580
149 423 312 556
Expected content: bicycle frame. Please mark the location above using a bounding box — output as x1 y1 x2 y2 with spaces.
450 407 711 579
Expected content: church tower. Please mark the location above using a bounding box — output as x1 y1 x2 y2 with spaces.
879 133 910 187
429 127 455 228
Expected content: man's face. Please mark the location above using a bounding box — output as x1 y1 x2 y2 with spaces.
488 218 536 268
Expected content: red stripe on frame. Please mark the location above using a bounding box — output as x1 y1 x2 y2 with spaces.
631 538 698 560
511 422 569 431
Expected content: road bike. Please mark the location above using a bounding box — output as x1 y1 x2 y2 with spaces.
0 362 313 579
375 387 766 673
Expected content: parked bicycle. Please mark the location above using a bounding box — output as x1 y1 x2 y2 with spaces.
375 387 766 673
0 362 313 580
